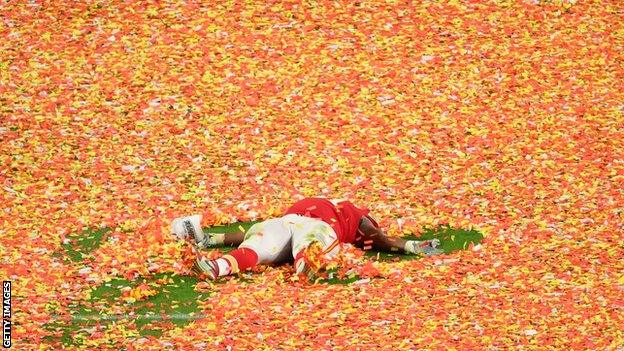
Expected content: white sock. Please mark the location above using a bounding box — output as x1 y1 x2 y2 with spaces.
215 258 231 276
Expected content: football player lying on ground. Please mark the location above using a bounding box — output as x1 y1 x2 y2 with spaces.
171 197 442 279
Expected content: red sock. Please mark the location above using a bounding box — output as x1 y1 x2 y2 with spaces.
224 247 259 272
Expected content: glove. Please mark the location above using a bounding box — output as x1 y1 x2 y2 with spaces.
404 239 443 256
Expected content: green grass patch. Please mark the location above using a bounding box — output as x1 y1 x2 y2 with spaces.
44 273 205 346
61 227 112 262
45 221 260 346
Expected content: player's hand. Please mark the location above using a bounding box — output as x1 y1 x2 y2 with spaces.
405 239 443 256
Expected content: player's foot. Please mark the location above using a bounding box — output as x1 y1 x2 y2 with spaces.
192 258 219 280
193 257 234 279
171 215 216 249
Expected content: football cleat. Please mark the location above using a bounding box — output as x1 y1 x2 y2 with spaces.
193 258 219 280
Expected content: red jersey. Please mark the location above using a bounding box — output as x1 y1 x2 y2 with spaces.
284 197 379 243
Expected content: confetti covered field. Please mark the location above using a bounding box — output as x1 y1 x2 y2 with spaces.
2 0 624 350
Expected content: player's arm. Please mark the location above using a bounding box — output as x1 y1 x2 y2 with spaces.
356 216 442 255
356 216 407 252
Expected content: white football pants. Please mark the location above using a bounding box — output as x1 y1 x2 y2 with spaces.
239 214 340 273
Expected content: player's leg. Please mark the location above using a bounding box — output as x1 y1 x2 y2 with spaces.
237 217 294 265
194 217 293 279
287 214 340 275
